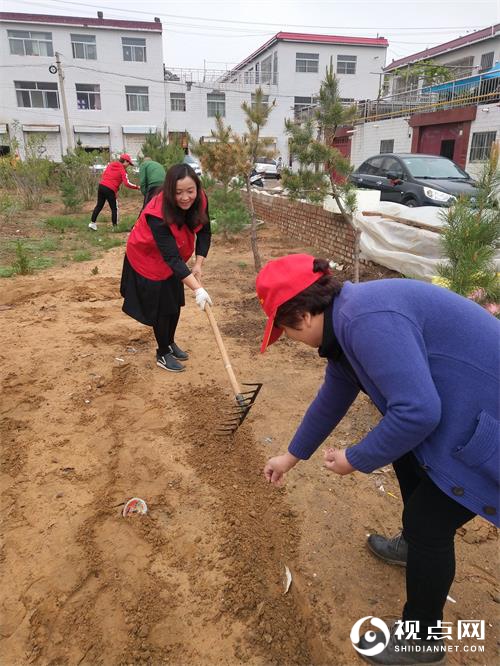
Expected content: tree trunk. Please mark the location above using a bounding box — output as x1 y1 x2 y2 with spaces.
329 176 360 283
246 178 262 273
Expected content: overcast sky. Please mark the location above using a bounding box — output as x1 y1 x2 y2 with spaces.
5 0 500 71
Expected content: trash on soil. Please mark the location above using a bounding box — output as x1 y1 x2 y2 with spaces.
122 497 148 517
283 565 292 594
115 357 125 362
386 491 398 500
446 595 456 603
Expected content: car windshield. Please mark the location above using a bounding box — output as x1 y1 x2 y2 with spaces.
256 158 276 165
184 156 197 164
402 156 468 179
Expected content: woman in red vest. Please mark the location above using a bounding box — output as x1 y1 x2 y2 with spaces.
120 163 212 372
89 153 140 231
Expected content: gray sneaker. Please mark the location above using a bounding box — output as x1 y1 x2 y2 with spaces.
357 625 446 665
170 342 189 361
156 353 185 373
88 221 98 231
367 532 408 566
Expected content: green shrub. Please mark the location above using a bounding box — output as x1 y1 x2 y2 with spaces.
208 187 250 238
12 240 33 275
60 175 84 212
60 148 100 201
140 131 185 171
0 192 21 222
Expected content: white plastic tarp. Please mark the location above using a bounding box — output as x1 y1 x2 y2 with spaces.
355 202 500 280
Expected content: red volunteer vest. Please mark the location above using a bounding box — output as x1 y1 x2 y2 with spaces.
126 191 206 281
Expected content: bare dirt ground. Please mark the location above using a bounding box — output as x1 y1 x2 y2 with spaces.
1 205 498 666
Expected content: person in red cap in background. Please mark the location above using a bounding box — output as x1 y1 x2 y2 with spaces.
256 254 499 666
120 163 212 372
89 153 140 231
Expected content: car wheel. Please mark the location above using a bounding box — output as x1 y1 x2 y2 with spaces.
403 197 418 208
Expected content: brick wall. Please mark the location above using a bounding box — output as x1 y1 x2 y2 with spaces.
243 191 357 264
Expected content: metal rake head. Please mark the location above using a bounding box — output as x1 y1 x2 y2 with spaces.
217 383 263 436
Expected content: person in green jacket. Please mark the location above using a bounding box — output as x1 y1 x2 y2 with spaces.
139 157 166 207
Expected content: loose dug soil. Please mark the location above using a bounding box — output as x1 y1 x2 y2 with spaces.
0 218 498 666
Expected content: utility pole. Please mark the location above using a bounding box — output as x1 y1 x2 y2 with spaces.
55 52 73 152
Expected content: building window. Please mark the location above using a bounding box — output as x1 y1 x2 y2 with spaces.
380 139 395 154
244 68 254 84
15 80 59 108
71 34 97 60
479 51 494 72
255 62 260 84
294 96 313 118
122 37 146 62
251 93 269 109
296 52 319 73
273 51 278 85
125 86 149 111
8 30 53 56
469 131 497 162
76 83 101 110
207 92 225 117
170 92 186 111
337 55 357 75
261 55 273 84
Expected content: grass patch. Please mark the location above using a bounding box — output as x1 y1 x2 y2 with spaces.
0 266 15 278
0 192 137 279
45 215 88 232
72 250 92 262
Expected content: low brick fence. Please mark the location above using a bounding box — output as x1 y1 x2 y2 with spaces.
242 191 357 265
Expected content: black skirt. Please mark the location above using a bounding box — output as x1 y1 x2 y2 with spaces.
120 255 185 326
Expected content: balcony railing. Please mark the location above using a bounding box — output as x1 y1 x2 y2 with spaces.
164 67 278 89
295 72 500 124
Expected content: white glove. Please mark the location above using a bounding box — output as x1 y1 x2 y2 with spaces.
194 287 213 311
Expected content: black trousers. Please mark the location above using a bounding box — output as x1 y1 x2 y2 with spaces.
142 185 162 210
394 452 475 635
91 184 118 225
152 310 180 356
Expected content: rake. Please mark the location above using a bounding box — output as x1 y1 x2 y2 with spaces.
204 304 262 436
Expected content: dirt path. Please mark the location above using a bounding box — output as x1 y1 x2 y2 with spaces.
0 223 498 665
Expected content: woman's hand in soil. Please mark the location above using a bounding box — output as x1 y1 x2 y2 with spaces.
264 452 299 486
324 448 355 476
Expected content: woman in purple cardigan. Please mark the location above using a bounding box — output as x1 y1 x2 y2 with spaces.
257 254 499 666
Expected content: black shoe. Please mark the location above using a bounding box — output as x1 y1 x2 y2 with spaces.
170 342 189 361
156 353 185 372
356 625 446 665
367 532 408 567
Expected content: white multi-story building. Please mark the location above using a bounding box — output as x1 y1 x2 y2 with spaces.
164 31 388 162
0 11 165 160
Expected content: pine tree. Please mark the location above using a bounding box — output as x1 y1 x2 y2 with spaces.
140 131 185 170
192 88 275 270
437 145 500 313
240 88 276 272
282 61 361 280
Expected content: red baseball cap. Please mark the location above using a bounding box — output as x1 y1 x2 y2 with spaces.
119 153 134 165
256 254 329 353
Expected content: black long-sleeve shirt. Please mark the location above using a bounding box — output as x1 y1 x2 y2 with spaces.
146 213 211 280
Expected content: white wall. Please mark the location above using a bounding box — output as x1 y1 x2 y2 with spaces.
466 104 500 179
350 117 412 167
0 19 164 159
430 36 500 72
275 41 385 100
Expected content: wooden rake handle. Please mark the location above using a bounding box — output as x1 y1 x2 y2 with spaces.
204 303 243 399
